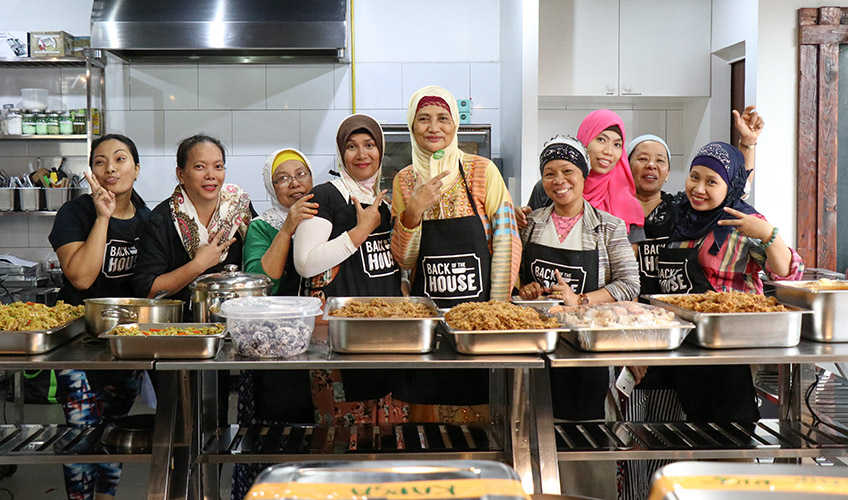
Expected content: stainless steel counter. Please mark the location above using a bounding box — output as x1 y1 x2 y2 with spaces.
0 337 154 370
548 339 848 367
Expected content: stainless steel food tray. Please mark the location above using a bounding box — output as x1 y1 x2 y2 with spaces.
511 296 563 312
100 323 226 359
768 280 848 342
325 297 440 353
647 294 807 348
0 317 84 354
442 322 560 354
561 322 694 352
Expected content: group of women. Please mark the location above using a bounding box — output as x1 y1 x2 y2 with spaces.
47 80 803 500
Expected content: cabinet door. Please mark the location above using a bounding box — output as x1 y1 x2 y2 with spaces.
619 0 711 96
539 0 619 96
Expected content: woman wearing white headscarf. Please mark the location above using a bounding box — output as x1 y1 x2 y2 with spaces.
242 148 317 295
390 85 521 410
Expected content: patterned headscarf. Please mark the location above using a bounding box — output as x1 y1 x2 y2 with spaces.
407 85 463 194
170 183 251 262
577 109 644 232
671 141 758 254
540 135 589 177
331 114 385 205
256 148 313 230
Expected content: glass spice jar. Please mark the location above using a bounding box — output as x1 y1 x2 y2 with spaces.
59 112 73 135
46 112 60 135
72 110 86 135
34 112 48 135
21 111 35 135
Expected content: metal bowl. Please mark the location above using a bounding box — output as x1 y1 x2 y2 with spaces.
100 414 155 454
84 298 183 338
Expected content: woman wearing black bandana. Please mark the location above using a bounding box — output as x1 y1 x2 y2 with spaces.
658 141 805 422
518 136 640 419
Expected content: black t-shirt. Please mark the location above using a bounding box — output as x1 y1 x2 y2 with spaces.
526 179 552 210
132 199 252 307
48 195 151 306
312 182 358 237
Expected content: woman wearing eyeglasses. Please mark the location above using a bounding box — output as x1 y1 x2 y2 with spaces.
242 148 317 295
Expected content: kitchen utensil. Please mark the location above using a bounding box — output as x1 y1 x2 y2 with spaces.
647 294 808 348
44 187 70 210
100 322 225 359
17 187 41 211
769 280 848 342
219 296 322 358
83 297 184 338
100 414 155 454
324 296 440 353
189 264 271 322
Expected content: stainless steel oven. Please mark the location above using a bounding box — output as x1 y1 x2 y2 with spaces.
380 124 492 195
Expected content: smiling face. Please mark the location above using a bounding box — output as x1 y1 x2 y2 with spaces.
630 141 670 197
273 159 313 208
685 165 728 211
176 141 226 205
343 132 381 182
90 139 139 196
586 129 623 175
542 159 585 214
412 105 457 154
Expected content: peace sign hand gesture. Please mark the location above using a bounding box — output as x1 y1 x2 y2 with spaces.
717 207 773 241
350 190 387 245
85 170 116 220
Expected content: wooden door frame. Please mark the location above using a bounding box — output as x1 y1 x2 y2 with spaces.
798 6 847 269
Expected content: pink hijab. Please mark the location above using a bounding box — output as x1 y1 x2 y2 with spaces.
577 109 644 232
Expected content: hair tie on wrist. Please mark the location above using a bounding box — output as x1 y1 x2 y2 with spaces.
762 226 779 249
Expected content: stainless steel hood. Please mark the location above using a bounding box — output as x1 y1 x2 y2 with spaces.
90 0 348 63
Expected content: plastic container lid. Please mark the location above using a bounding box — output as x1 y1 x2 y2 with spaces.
190 264 271 292
219 296 323 320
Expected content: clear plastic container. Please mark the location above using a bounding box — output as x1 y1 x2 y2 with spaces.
6 108 22 136
21 88 48 111
219 296 322 358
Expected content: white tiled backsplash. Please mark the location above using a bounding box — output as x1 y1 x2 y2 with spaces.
0 60 502 261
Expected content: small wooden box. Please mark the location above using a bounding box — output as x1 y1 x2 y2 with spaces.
29 31 74 57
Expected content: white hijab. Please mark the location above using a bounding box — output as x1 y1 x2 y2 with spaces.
256 148 313 230
407 85 463 193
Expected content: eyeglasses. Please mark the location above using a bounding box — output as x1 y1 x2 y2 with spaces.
272 170 311 187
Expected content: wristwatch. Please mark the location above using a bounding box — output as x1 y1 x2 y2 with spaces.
578 293 589 306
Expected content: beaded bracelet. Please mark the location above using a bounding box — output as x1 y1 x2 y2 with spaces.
763 226 779 249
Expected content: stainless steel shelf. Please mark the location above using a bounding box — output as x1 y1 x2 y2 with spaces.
199 423 502 464
0 211 58 216
553 418 848 461
0 424 150 465
0 55 104 68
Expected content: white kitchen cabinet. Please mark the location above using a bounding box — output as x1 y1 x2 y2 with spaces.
539 0 711 97
538 0 618 96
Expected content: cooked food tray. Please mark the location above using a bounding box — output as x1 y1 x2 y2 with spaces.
100 323 226 359
769 280 848 342
510 296 563 312
561 323 694 352
0 317 85 354
325 297 440 353
442 322 560 354
647 294 806 348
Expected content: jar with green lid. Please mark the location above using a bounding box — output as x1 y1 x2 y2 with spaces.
34 112 48 135
21 112 35 135
72 110 86 135
59 112 73 135
46 112 60 135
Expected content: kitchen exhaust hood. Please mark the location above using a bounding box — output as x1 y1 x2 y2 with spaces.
90 0 349 63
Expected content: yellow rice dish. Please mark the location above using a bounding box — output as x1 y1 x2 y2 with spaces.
0 301 85 331
113 324 225 336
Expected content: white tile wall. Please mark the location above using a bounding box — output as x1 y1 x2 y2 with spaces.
134 156 178 205
232 111 300 156
198 65 266 110
401 64 471 103
129 65 198 111
163 110 233 151
354 63 404 109
267 65 337 110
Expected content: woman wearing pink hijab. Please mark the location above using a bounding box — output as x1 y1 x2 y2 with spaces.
576 109 646 243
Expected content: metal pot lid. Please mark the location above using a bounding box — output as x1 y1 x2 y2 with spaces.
190 264 271 291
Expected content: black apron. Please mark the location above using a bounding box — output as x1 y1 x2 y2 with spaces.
313 196 402 402
637 200 675 296
522 220 608 420
394 165 491 405
656 241 760 422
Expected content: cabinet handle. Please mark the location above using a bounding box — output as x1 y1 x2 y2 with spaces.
606 84 615 95
621 85 641 96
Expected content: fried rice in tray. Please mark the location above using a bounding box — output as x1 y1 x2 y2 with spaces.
659 291 789 313
0 301 85 331
329 298 435 318
445 300 560 331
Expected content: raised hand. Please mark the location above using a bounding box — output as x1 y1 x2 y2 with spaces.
353 190 387 235
733 105 764 146
85 170 116 220
194 228 236 270
281 193 319 237
516 206 532 230
406 171 450 218
718 207 774 241
548 269 579 305
518 281 545 300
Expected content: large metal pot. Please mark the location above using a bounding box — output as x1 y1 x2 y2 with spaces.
100 414 154 454
84 298 184 338
189 264 271 322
